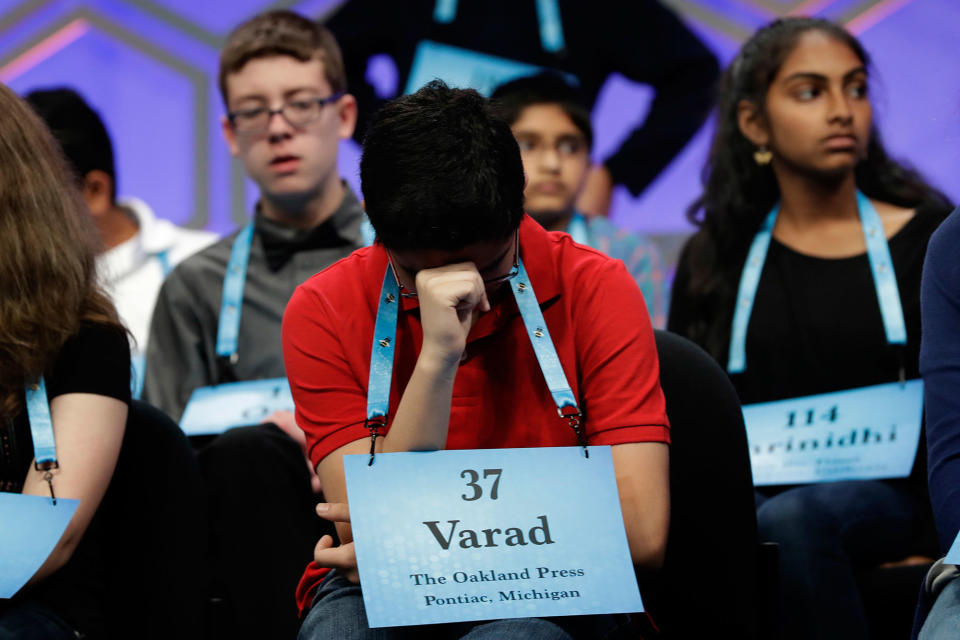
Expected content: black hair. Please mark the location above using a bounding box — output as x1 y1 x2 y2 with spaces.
490 72 593 150
361 81 525 251
24 87 116 203
679 17 951 359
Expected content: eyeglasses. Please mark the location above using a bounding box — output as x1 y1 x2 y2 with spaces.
387 230 520 299
227 92 344 133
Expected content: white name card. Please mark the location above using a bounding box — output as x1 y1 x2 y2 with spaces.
744 380 923 486
179 377 293 436
345 446 643 627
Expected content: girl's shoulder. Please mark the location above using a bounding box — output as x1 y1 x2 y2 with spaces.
888 200 954 243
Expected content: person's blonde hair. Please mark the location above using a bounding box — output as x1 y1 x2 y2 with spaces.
0 82 122 417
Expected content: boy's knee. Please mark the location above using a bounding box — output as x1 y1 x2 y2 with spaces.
299 574 385 640
757 489 834 544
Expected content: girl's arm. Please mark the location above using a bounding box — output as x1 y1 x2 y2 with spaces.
21 392 127 586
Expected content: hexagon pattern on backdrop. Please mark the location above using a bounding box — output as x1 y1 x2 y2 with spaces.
660 0 918 42
0 0 955 237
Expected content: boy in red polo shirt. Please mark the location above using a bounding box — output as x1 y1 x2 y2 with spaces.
282 81 669 640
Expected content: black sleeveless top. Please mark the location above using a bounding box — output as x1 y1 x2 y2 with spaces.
1 322 129 638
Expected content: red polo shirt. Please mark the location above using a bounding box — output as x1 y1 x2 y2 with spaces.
282 214 670 614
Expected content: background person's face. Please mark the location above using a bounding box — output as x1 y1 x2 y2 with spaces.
511 103 589 221
760 31 871 179
222 55 354 205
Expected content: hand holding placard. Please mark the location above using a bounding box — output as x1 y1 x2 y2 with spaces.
314 502 359 584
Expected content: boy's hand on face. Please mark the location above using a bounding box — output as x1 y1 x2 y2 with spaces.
415 263 491 368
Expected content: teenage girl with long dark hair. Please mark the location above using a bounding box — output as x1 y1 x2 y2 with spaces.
669 17 952 639
0 83 131 639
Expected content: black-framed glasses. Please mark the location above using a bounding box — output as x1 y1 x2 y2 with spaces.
227 92 344 133
387 230 520 299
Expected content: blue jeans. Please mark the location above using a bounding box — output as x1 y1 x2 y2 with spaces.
298 571 636 640
920 576 960 640
756 480 918 640
0 603 79 639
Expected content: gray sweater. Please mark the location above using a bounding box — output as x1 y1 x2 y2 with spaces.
143 186 366 421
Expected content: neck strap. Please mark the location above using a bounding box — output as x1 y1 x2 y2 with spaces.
26 377 56 470
217 217 375 365
727 191 907 374
567 212 590 246
215 223 255 363
156 249 173 278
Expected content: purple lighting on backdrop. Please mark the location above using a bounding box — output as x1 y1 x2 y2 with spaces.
0 0 957 241
0 18 89 83
791 0 838 16
845 0 917 34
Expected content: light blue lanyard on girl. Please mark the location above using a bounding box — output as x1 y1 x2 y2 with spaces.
433 0 566 52
0 377 80 599
727 191 907 375
362 257 584 465
26 377 58 504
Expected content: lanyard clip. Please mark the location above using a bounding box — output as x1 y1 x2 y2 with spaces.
34 459 58 505
364 415 386 466
215 353 240 383
558 406 588 458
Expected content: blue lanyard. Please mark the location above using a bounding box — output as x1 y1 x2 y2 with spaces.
361 219 377 247
727 191 907 374
510 259 580 415
432 0 566 53
216 216 377 363
567 212 590 246
364 257 584 464
156 249 173 278
215 223 254 363
130 250 170 402
26 377 58 503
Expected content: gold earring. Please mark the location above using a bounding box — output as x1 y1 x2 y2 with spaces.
753 145 772 166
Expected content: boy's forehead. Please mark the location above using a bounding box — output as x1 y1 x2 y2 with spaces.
391 237 513 271
225 54 329 102
512 103 581 136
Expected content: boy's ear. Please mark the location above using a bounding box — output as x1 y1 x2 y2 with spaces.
221 114 240 157
336 93 358 141
737 99 769 147
82 170 113 216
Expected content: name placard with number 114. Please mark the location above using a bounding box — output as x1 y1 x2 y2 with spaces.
743 380 923 486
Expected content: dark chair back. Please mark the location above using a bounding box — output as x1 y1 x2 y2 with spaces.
100 399 208 640
641 330 762 638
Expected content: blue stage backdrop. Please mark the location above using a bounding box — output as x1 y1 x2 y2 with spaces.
1 0 957 252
